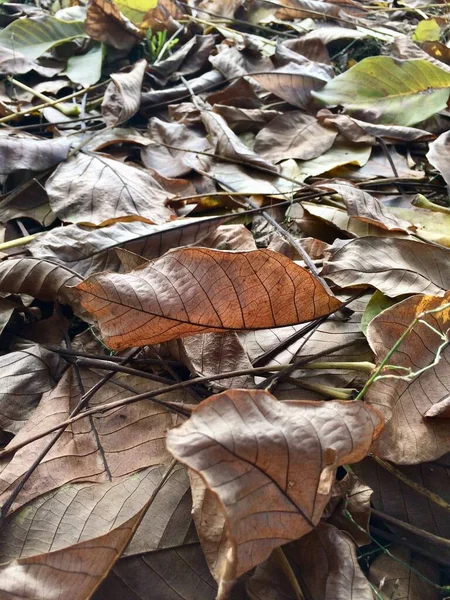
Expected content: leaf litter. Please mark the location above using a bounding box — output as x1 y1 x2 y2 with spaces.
0 0 450 598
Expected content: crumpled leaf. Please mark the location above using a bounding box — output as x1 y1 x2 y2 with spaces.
0 343 63 435
295 141 371 181
73 247 343 349
85 0 143 51
0 257 81 302
0 134 71 175
28 216 228 277
142 117 213 178
365 292 450 464
166 389 383 592
254 112 337 162
0 368 174 512
323 237 450 297
427 130 450 187
102 59 147 127
248 523 373 600
45 153 176 225
313 57 450 126
0 15 87 60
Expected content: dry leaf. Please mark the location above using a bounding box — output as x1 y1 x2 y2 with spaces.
102 59 147 127
323 237 450 296
0 134 71 175
166 389 383 592
73 247 342 349
45 153 176 225
85 0 142 51
427 130 450 186
366 292 450 463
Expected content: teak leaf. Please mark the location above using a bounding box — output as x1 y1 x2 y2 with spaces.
73 247 342 349
166 389 383 591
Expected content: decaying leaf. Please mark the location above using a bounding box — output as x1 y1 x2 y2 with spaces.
85 0 142 51
427 130 450 187
0 134 71 175
73 247 342 349
166 389 383 591
102 59 147 127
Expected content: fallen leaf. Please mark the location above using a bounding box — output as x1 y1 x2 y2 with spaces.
166 389 383 589
0 368 173 512
313 57 450 125
142 117 213 178
295 141 371 181
254 112 337 162
115 0 158 24
366 292 450 463
393 35 450 73
65 42 104 87
29 216 229 277
369 546 440 600
0 343 63 435
0 257 81 302
73 247 343 349
427 130 450 186
0 134 71 175
248 523 373 600
102 59 147 127
45 153 176 225
323 237 450 296
212 105 281 133
85 0 142 51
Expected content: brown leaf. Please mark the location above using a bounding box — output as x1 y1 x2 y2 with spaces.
102 59 147 127
166 389 383 589
45 153 176 225
0 368 174 512
0 464 193 561
73 247 343 350
427 130 450 187
0 257 81 301
254 112 337 162
212 105 281 134
0 176 55 227
0 508 146 600
142 117 212 178
201 110 279 173
252 61 332 109
193 0 244 18
94 543 219 600
317 180 412 232
0 343 63 435
248 523 373 600
196 224 257 252
142 0 185 32
334 147 425 182
393 36 450 73
29 216 229 277
366 292 450 463
323 237 450 297
0 133 71 175
275 0 364 19
85 0 142 51
369 546 440 600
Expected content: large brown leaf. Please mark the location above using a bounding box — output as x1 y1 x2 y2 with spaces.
85 0 142 51
0 257 81 301
254 112 337 162
45 153 176 225
0 368 174 512
28 216 229 277
248 523 373 600
73 247 342 350
366 292 450 463
0 464 192 561
166 389 383 590
323 237 450 296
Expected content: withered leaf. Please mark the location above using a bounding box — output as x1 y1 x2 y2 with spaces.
427 130 450 187
0 134 71 175
0 368 174 512
166 389 383 589
73 247 342 350
366 292 450 463
102 59 147 127
85 0 142 51
29 216 228 277
45 153 176 225
254 112 337 162
323 237 450 296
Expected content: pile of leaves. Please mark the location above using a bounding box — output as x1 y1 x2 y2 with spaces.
1 0 450 598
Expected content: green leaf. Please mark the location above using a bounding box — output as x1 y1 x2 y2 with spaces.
0 16 87 60
312 57 450 126
412 19 440 42
115 0 158 24
65 42 104 86
361 290 395 335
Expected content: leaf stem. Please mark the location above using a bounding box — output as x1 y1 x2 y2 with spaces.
272 547 305 600
9 77 79 117
301 361 375 373
0 232 42 250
